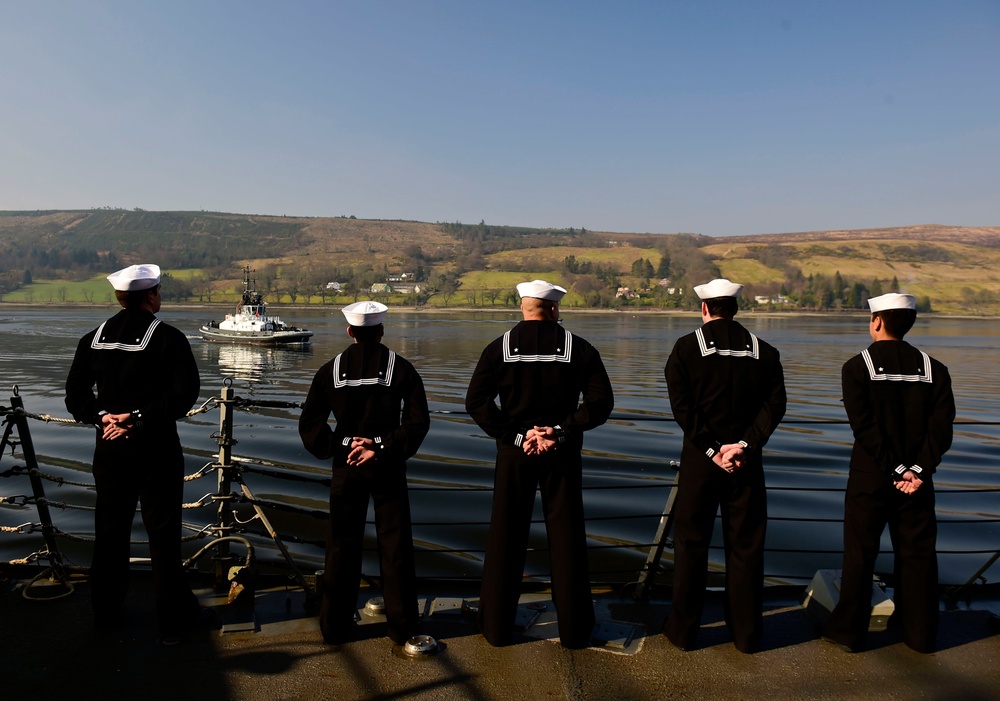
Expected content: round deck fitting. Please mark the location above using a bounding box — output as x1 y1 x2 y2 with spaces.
403 634 439 657
363 596 386 617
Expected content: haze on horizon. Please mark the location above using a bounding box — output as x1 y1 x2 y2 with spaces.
1 1 997 238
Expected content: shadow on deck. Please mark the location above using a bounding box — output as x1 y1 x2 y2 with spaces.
3 568 999 701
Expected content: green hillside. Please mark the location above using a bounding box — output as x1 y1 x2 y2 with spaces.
1 210 997 313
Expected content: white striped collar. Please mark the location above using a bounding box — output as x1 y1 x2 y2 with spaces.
332 349 396 388
502 329 573 363
90 318 161 352
695 327 759 359
861 348 933 383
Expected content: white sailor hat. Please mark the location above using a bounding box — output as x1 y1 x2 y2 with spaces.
694 278 743 300
516 279 566 301
868 292 916 313
106 264 161 292
342 301 388 326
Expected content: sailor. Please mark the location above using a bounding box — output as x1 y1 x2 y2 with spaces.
299 301 429 646
663 278 786 653
465 280 614 648
65 264 206 641
824 293 955 653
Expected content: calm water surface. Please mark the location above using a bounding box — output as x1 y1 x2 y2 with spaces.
1 307 998 586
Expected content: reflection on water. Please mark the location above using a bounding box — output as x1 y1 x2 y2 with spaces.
1 308 998 586
208 343 314 386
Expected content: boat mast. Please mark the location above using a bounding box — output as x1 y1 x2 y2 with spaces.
238 265 256 313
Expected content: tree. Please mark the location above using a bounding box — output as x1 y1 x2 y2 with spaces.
630 258 654 278
343 280 360 302
573 275 603 296
848 282 868 309
891 276 900 293
434 273 460 305
656 253 671 278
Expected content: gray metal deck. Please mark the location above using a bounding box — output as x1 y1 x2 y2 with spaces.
3 571 999 701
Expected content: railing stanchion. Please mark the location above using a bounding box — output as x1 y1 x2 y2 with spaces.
209 379 316 606
213 380 239 589
632 462 680 600
7 386 71 591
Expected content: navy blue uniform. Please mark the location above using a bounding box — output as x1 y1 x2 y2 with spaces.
664 318 786 652
299 342 429 645
466 320 613 648
65 308 202 635
826 340 954 652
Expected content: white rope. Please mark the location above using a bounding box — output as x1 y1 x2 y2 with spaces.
7 396 221 427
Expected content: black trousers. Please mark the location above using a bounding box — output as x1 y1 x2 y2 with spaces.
826 470 938 652
664 448 767 651
320 461 418 645
90 436 200 635
479 446 594 648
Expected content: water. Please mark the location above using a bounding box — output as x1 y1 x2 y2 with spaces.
1 307 998 586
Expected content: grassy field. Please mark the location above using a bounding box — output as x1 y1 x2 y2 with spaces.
3 276 117 304
486 245 663 271
703 238 1000 313
3 270 239 304
714 259 785 284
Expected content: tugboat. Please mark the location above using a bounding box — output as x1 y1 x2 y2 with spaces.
200 266 314 345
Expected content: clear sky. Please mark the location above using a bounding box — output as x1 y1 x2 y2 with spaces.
1 1 997 236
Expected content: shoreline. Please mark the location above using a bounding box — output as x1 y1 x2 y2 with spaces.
0 301 995 319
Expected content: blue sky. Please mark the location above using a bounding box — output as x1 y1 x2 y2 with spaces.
1 1 997 236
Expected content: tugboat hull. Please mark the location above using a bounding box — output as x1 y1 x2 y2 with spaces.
199 326 314 345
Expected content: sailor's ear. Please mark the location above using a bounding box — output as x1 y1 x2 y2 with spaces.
347 325 356 339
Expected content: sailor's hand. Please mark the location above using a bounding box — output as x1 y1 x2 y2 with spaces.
523 426 556 455
894 471 924 494
712 452 735 473
347 437 377 466
719 443 746 471
101 413 133 441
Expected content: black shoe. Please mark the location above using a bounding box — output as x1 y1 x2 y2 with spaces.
160 607 218 642
94 615 123 632
821 635 858 653
664 633 692 652
322 627 355 645
191 606 218 629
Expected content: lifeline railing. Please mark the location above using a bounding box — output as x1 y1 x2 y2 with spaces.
2 383 998 606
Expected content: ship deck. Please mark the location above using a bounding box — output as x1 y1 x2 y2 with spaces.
4 569 999 701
